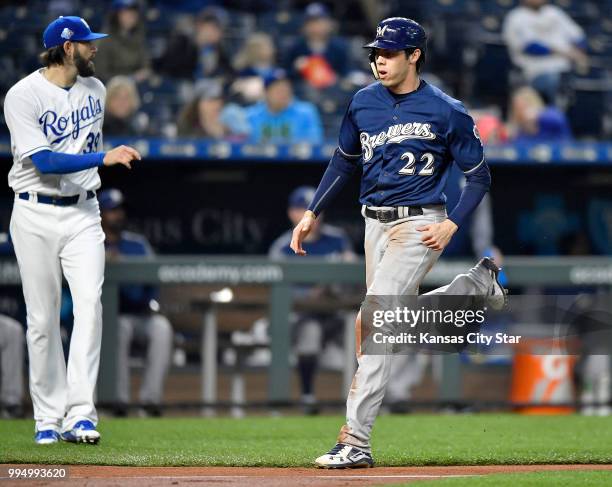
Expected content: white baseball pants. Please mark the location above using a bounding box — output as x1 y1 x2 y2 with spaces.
10 195 105 433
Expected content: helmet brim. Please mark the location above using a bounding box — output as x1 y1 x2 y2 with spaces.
363 39 419 50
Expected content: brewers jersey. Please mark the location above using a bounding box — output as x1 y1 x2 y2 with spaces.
338 80 485 208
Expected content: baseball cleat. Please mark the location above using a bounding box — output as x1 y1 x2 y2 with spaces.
479 257 508 310
315 443 374 468
35 430 60 445
61 420 100 444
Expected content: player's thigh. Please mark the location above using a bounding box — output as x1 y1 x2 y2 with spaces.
10 201 63 304
137 314 173 346
118 315 137 345
367 217 441 295
364 217 388 290
60 204 105 303
0 314 25 347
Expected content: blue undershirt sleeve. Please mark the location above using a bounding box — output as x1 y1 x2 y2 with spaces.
523 42 552 56
30 150 105 175
307 148 359 216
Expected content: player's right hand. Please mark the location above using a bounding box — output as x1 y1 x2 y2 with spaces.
103 145 141 169
290 210 316 255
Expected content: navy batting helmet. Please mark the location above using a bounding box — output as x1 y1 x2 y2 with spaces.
364 17 427 78
364 17 427 52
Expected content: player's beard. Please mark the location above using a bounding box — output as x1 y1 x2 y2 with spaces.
74 49 95 77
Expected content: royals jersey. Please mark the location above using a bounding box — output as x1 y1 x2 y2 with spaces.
338 80 484 208
4 69 105 196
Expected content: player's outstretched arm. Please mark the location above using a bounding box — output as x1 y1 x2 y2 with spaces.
103 145 141 169
29 145 141 174
290 210 316 256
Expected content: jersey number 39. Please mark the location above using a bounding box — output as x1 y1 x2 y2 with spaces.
83 132 101 154
398 151 435 176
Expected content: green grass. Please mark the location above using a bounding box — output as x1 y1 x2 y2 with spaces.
1 414 611 467
403 470 612 487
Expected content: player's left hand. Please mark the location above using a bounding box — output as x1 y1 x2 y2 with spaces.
290 210 316 255
417 219 458 251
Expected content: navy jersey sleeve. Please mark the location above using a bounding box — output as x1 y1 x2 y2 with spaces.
447 106 484 172
307 99 361 216
337 101 361 158
446 106 491 227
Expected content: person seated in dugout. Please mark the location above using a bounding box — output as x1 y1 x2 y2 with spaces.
267 186 355 413
99 189 173 417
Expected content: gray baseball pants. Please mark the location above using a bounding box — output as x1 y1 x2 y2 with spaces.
337 205 495 451
117 314 173 405
0 314 25 407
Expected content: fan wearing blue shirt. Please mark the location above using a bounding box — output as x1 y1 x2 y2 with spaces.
245 70 324 144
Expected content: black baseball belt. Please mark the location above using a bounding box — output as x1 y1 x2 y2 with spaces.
18 191 96 206
364 206 423 223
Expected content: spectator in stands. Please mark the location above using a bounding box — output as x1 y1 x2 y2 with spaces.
95 0 151 82
245 69 324 144
269 186 355 413
157 7 233 82
502 0 588 104
472 109 509 145
99 189 173 417
0 233 25 419
508 86 572 141
231 32 279 104
285 3 350 90
177 80 249 140
104 76 150 136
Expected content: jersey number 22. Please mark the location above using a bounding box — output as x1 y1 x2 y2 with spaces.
398 151 435 176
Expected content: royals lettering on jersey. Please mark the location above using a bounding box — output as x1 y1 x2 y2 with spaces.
337 80 485 207
39 95 103 144
4 69 106 195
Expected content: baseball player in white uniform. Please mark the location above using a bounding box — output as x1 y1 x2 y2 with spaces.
4 16 141 444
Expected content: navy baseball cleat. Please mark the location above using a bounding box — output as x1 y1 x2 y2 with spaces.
35 430 60 445
479 257 508 310
315 443 374 468
61 420 101 444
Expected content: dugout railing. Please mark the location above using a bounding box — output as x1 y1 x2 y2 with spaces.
2 256 612 408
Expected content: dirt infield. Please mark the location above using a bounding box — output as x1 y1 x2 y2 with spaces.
3 464 612 487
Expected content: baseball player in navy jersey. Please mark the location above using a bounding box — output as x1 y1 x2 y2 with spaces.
290 18 507 468
4 16 141 444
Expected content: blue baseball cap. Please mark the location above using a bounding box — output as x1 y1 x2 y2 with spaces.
99 189 124 211
43 16 109 49
263 68 288 89
305 3 330 20
288 186 316 209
